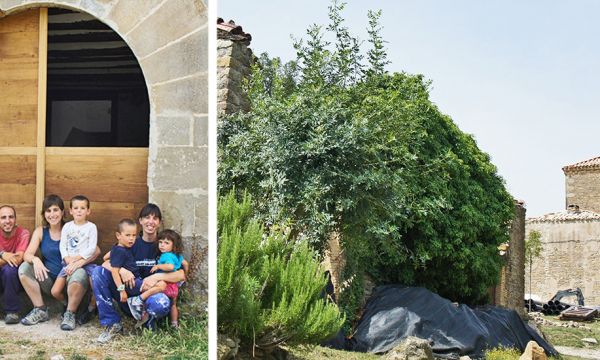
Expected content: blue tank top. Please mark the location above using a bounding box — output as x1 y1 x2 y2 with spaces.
40 227 62 279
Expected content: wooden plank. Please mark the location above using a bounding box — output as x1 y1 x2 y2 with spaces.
36 8 48 228
45 147 148 157
0 10 39 148
0 10 39 33
0 155 36 183
45 152 148 203
0 147 37 155
0 184 36 203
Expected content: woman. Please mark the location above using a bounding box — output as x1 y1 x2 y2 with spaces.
18 194 99 329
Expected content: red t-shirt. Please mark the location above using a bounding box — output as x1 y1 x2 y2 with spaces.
0 227 30 253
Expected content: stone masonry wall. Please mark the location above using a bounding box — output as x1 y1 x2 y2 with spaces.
525 220 600 305
565 170 600 213
217 36 252 115
495 202 525 315
0 0 209 302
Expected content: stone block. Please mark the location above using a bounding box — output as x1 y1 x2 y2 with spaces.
126 0 206 59
106 0 162 35
1 0 80 11
151 190 201 236
194 193 208 237
80 0 114 18
193 115 208 147
152 146 207 191
151 73 207 115
155 115 192 146
140 27 207 84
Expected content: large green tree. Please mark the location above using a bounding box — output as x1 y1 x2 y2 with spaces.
219 1 514 310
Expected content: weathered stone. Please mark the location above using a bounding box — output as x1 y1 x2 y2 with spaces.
581 337 598 344
384 336 434 360
106 0 163 35
519 340 547 360
151 73 208 115
193 115 208 147
79 0 113 18
152 146 207 191
194 193 208 237
1 0 81 12
155 116 192 146
126 0 206 59
140 27 207 84
217 333 240 360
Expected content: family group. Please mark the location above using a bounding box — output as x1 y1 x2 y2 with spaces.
0 194 186 343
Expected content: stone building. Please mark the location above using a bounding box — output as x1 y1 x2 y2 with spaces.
525 157 600 305
0 0 208 299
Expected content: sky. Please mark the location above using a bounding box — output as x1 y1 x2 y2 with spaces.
218 1 600 217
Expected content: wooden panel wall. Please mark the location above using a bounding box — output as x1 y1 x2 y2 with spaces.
45 147 148 254
0 9 40 233
0 10 39 147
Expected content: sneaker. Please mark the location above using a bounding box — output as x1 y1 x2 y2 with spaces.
21 307 49 325
135 311 150 329
76 307 97 325
127 296 144 320
60 311 76 331
4 313 19 324
97 323 123 343
144 315 157 331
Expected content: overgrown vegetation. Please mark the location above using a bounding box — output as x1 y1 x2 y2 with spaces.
217 190 344 349
218 0 514 322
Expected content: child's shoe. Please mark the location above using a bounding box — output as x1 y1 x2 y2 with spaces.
170 320 179 329
135 311 150 329
127 296 144 320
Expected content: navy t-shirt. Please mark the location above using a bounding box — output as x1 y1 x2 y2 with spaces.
130 236 159 279
110 245 141 278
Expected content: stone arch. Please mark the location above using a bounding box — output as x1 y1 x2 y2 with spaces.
0 0 208 299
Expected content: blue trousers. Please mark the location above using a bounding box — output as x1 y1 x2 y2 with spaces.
91 266 171 327
0 265 22 313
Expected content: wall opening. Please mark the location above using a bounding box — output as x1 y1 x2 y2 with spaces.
46 8 149 147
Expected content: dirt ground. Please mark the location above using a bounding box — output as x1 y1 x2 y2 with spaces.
0 317 150 359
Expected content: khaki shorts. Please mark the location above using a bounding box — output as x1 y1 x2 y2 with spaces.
18 261 89 294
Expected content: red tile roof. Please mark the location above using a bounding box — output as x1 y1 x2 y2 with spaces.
562 156 600 173
217 18 252 43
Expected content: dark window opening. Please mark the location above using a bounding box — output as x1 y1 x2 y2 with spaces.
46 8 149 147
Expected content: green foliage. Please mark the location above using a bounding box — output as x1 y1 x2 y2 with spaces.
218 190 344 348
525 230 543 262
219 0 514 311
485 347 522 360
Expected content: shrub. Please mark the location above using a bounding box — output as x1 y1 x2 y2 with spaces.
217 190 344 348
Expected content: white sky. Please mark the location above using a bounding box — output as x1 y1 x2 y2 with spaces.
218 1 600 217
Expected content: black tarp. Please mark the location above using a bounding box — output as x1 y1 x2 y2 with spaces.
332 285 557 359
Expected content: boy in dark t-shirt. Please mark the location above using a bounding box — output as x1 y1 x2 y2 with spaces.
109 219 143 304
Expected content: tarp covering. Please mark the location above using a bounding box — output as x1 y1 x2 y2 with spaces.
339 285 557 359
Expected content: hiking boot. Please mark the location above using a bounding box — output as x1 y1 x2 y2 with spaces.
97 322 123 343
127 296 144 320
4 313 19 324
60 310 76 331
21 307 49 325
76 307 97 325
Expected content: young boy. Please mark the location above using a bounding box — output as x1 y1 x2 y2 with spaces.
109 218 143 308
51 195 98 331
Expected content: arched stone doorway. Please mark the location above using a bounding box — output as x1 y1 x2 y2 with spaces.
0 0 208 298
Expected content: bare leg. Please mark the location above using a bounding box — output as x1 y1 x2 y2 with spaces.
19 275 45 308
66 281 85 313
51 277 67 302
140 281 167 301
170 298 178 325
88 278 96 310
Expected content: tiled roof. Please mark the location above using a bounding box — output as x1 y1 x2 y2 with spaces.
562 156 600 173
527 209 600 223
217 18 252 43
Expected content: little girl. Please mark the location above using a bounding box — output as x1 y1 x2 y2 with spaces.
127 229 184 328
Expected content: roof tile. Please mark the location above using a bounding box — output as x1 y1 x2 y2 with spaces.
562 156 600 173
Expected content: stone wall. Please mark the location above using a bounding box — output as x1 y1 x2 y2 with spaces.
0 0 209 301
217 19 253 115
494 201 526 315
565 169 600 213
525 218 600 305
